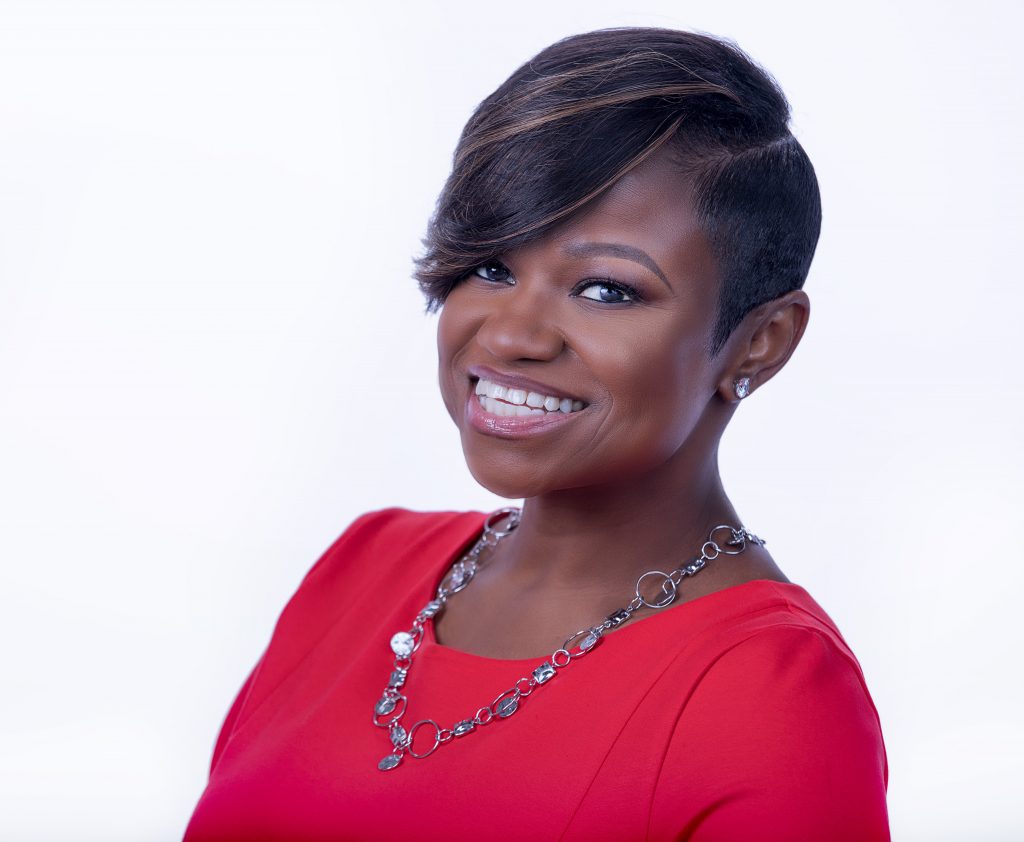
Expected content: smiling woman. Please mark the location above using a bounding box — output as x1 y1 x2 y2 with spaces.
185 27 890 842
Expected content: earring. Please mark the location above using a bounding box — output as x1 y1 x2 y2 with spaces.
733 377 751 400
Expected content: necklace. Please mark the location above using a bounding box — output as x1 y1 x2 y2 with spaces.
373 507 765 771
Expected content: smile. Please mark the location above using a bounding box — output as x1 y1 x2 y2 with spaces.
474 377 586 417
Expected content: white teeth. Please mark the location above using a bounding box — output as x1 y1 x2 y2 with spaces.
474 378 586 417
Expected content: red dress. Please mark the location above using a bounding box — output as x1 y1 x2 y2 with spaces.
184 509 890 841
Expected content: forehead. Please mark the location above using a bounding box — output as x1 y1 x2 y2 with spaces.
542 149 720 297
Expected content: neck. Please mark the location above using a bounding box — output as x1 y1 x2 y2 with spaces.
490 444 737 593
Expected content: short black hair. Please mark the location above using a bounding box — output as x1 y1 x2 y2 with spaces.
413 27 822 355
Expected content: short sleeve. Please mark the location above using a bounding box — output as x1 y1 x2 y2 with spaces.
649 626 890 841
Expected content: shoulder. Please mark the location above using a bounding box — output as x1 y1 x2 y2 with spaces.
695 582 879 705
206 506 487 771
295 507 486 590
649 584 890 840
260 506 486 670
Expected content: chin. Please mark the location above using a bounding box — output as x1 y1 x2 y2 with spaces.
463 458 544 500
460 450 629 500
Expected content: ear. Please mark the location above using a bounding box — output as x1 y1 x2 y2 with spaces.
714 290 810 403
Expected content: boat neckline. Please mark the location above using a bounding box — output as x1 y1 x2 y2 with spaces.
419 512 811 665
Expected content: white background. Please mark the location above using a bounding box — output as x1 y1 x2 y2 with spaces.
0 1 1020 839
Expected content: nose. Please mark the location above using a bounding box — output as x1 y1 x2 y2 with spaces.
475 285 566 363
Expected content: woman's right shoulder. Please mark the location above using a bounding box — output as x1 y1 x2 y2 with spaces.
296 507 486 591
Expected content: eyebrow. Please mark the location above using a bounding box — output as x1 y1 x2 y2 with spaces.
561 241 672 290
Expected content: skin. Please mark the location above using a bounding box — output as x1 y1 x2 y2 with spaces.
434 147 810 660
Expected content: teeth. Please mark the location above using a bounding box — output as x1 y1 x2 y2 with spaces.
474 378 586 417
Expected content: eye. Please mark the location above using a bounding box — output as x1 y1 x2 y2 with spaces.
575 280 638 304
471 260 514 284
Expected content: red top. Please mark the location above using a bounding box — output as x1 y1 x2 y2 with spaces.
184 509 890 841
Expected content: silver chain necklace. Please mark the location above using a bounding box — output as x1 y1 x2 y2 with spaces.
373 507 765 771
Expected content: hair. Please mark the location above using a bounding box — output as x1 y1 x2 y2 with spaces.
413 27 822 356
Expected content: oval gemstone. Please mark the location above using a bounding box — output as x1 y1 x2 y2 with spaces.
375 696 397 716
495 696 519 718
378 753 402 771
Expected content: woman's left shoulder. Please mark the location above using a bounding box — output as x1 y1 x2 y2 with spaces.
695 580 881 717
648 581 890 840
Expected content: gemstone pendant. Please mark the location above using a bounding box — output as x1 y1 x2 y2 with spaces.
378 753 402 771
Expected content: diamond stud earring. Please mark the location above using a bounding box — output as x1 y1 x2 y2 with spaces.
733 377 751 400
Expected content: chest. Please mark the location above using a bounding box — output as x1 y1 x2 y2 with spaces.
191 596 699 841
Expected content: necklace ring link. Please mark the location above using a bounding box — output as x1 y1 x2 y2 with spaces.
406 719 443 759
482 507 521 538
636 570 677 610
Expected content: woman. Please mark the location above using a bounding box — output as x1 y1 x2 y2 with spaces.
185 27 889 841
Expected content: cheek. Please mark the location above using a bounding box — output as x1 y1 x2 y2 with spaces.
435 295 478 416
584 330 710 459
436 287 476 358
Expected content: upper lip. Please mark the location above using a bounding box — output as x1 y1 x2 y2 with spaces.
468 364 588 404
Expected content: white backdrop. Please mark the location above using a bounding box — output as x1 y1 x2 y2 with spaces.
1 1 1021 839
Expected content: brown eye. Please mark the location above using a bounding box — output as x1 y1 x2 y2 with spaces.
472 261 513 284
577 281 635 303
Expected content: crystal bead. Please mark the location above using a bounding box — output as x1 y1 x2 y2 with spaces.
495 696 519 718
390 632 415 657
580 632 598 651
388 669 407 688
375 696 397 716
453 719 476 737
605 609 630 627
390 724 408 747
420 599 443 618
533 662 556 684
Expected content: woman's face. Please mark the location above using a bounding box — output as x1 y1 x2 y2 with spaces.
436 150 731 499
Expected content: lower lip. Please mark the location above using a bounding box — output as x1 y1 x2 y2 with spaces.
465 393 585 439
